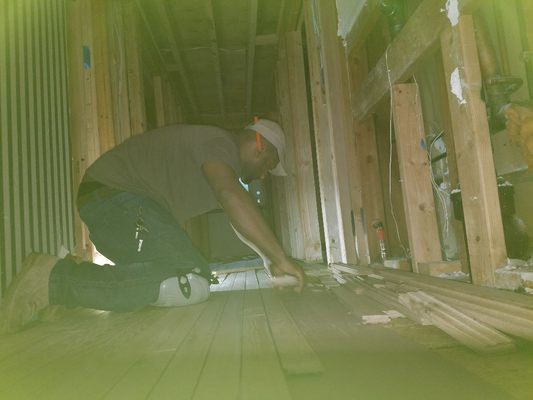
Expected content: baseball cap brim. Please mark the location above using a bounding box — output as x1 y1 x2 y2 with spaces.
269 159 287 176
245 122 288 177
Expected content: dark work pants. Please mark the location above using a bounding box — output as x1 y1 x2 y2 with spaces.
49 190 209 312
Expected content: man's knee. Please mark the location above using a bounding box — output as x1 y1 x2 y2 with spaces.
151 273 210 307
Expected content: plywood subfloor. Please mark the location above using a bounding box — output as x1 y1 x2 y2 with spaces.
0 267 531 400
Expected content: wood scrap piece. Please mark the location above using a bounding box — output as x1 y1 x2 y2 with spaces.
257 270 324 375
399 291 515 353
240 276 291 400
362 315 391 325
331 271 348 284
343 277 420 324
329 262 373 276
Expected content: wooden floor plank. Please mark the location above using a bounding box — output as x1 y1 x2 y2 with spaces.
0 309 143 391
257 271 324 375
256 268 272 288
147 292 229 399
240 273 292 399
232 271 246 291
192 274 245 399
245 269 259 290
1 309 169 399
102 302 209 399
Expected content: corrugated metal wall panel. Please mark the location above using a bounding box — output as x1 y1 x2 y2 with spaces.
0 0 74 301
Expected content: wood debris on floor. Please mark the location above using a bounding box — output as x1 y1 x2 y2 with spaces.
328 262 533 352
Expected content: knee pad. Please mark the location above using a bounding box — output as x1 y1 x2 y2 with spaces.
151 273 210 307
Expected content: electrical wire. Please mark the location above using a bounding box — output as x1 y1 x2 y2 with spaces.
411 75 451 238
428 129 450 237
385 45 409 257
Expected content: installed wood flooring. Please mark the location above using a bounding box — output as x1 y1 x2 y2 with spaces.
0 267 529 399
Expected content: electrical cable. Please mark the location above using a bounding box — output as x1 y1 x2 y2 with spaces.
385 45 409 257
411 75 450 239
428 129 450 237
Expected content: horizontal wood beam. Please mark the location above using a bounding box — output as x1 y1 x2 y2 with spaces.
134 0 186 112
351 0 479 122
153 0 199 116
341 0 381 54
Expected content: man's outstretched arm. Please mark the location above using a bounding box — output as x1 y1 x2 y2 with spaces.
202 160 305 291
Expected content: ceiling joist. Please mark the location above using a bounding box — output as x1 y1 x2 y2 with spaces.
245 0 259 114
153 0 199 116
203 0 226 119
134 0 186 108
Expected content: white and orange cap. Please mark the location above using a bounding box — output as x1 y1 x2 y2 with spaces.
245 117 288 176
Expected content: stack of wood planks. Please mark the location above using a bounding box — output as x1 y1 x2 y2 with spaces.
329 262 533 353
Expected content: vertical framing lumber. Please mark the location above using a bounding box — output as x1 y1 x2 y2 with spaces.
303 0 357 264
245 0 258 114
153 75 165 128
123 1 146 135
91 0 115 153
203 0 225 119
351 0 479 122
418 53 470 272
270 177 292 253
276 38 305 259
440 16 507 286
347 48 387 264
392 83 442 272
162 79 182 124
67 0 100 258
284 31 322 261
107 0 132 144
355 119 386 263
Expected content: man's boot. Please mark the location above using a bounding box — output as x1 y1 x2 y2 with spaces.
0 253 59 333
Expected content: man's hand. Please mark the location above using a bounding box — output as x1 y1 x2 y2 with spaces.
270 258 306 293
202 160 307 293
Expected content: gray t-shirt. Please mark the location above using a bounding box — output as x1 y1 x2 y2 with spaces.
85 124 241 224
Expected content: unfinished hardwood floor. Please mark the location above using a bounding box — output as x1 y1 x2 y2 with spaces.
0 267 530 399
